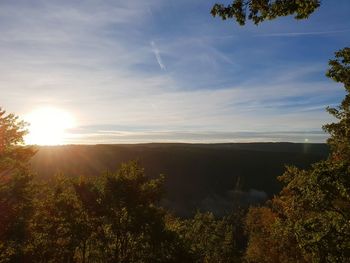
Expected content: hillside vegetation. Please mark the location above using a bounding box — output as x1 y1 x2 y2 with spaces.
31 143 328 215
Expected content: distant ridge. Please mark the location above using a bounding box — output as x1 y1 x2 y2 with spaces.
31 143 328 216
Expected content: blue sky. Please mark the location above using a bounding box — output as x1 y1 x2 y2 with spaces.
1 0 350 143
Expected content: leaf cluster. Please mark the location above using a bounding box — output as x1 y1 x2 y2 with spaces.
211 0 320 25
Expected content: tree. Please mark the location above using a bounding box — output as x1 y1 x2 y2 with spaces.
0 108 35 263
211 0 320 25
245 48 350 263
324 47 350 160
28 174 90 263
0 108 34 173
244 206 298 263
172 211 242 263
73 161 192 263
27 161 193 263
210 2 350 261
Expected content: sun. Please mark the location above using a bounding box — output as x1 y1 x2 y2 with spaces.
25 107 75 145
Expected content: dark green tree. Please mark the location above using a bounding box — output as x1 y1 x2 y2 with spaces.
324 47 350 160
211 0 320 25
27 161 192 263
74 161 192 263
245 48 350 263
172 211 242 263
28 174 90 263
0 108 35 263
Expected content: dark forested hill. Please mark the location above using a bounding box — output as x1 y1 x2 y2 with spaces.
31 143 328 216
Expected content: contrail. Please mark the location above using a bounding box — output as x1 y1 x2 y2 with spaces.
150 41 166 70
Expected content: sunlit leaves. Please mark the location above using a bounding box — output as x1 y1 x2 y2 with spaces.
0 108 35 263
211 0 320 25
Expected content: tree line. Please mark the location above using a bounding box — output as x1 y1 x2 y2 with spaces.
0 110 245 262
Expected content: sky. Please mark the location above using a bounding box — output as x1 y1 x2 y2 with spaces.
1 0 350 144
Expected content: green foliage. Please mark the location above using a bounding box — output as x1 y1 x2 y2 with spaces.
245 48 350 263
75 162 169 262
26 161 192 263
211 0 320 25
245 205 308 263
0 108 34 171
324 47 350 160
0 108 35 263
172 211 244 262
28 175 89 262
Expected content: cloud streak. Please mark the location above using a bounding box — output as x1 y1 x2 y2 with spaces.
64 129 329 144
256 29 350 37
151 41 166 70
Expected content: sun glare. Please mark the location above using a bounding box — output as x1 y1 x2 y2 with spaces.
25 107 75 145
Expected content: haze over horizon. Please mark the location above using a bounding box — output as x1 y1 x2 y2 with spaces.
1 0 350 144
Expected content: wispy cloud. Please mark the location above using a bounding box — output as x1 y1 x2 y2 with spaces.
256 29 350 37
150 41 166 70
64 129 329 144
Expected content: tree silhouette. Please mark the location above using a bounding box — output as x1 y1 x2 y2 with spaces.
211 0 320 25
0 108 35 262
